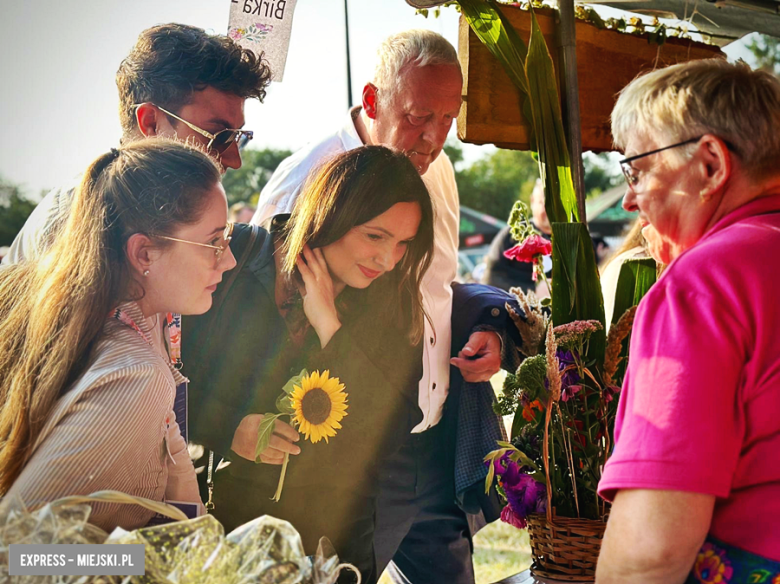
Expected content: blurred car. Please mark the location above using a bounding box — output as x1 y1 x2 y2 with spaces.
457 245 489 283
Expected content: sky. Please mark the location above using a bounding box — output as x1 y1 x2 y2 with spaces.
0 0 758 198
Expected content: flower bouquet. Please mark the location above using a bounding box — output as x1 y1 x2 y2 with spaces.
485 199 654 580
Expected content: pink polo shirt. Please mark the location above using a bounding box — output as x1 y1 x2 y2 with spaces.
598 193 780 560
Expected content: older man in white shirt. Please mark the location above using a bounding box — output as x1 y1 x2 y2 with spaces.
253 30 504 584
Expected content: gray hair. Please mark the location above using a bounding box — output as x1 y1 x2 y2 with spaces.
611 59 780 181
373 29 459 106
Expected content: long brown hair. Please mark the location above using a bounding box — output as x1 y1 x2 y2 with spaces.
282 145 435 343
0 138 221 493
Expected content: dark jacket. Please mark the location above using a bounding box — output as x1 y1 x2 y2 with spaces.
183 222 422 550
445 282 524 529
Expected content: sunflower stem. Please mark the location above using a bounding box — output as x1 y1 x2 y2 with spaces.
272 452 290 502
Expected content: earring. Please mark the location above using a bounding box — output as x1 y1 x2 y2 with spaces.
700 190 712 202
143 270 150 277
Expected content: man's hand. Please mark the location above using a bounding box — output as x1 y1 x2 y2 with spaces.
231 414 301 464
450 331 502 382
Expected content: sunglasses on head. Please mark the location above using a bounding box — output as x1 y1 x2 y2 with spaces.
134 104 253 154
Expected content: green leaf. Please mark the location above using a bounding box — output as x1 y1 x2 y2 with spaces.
282 368 309 395
551 222 580 312
255 413 281 463
485 453 497 494
610 257 657 379
275 393 295 415
612 258 657 326
551 222 606 361
459 0 529 94
509 449 539 470
525 7 579 223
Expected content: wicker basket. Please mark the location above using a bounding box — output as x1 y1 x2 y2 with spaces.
526 513 606 581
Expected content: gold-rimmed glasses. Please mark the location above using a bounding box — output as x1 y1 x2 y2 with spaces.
156 222 234 261
135 104 253 153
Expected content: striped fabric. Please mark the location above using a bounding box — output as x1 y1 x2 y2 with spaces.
6 301 202 532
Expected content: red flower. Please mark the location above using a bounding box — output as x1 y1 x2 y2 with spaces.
503 235 552 263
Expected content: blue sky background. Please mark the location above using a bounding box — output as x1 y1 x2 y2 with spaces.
0 0 757 197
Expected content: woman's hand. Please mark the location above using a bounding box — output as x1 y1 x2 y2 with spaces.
231 414 300 464
296 245 342 347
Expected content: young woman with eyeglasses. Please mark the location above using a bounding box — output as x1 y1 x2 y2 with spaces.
183 145 435 583
0 138 236 531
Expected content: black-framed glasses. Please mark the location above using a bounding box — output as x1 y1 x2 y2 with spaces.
135 104 254 154
156 222 234 261
619 136 702 188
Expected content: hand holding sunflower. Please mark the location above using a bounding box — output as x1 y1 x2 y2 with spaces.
255 369 349 501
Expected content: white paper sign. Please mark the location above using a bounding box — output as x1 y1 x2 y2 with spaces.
228 0 298 82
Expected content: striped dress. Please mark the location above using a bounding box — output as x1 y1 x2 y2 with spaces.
6 301 202 531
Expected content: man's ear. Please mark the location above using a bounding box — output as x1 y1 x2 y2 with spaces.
697 134 732 198
362 83 379 119
125 233 160 277
135 103 162 137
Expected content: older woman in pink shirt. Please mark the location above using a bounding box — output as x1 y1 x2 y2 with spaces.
596 60 780 582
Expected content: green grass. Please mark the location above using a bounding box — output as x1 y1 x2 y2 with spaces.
376 520 530 584
473 520 531 583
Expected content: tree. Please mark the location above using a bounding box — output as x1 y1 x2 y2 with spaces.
747 34 780 74
446 142 620 222
448 141 538 221
0 178 36 247
221 147 292 206
582 152 622 198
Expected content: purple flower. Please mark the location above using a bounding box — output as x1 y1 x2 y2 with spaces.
503 473 547 522
489 453 546 529
556 349 582 396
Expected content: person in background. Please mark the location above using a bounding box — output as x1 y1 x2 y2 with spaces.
596 59 780 582
483 179 550 293
4 22 270 265
0 139 236 532
599 219 650 327
251 29 511 584
229 201 257 224
184 146 435 583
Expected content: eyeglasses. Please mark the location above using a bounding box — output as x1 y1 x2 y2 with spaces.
156 222 234 261
136 104 254 153
619 136 702 188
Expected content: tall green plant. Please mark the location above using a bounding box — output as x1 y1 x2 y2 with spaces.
459 0 578 225
459 0 603 336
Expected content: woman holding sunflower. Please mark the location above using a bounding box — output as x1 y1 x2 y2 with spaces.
183 145 435 582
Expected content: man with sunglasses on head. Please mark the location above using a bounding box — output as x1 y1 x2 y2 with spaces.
4 23 270 265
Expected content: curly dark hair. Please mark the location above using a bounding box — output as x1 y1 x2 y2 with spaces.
116 23 272 137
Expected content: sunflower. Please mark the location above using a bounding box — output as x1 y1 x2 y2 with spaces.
291 370 348 443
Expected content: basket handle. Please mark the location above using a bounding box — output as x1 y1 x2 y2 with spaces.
49 490 188 522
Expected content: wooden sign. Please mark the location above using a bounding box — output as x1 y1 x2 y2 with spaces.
457 6 724 152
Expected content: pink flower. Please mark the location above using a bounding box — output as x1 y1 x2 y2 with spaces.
500 504 528 529
561 384 582 402
503 235 552 263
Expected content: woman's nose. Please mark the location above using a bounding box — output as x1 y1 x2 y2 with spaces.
220 245 238 271
622 187 639 212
